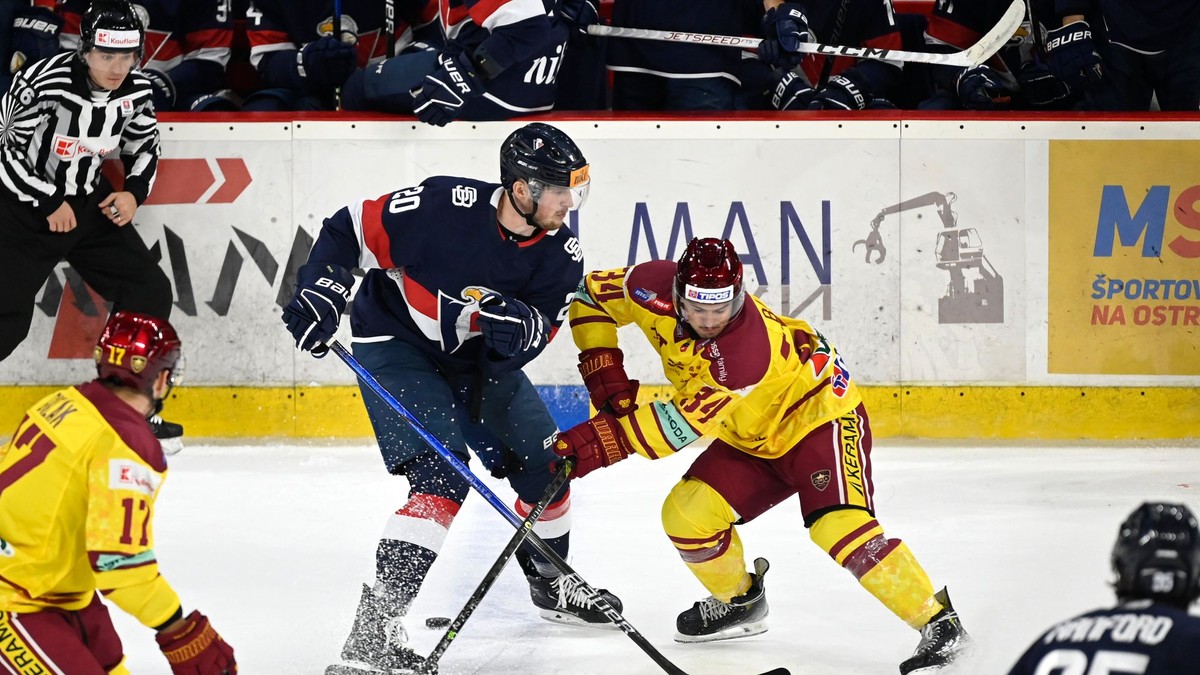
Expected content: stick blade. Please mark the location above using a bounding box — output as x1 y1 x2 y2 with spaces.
756 669 792 675
960 0 1026 66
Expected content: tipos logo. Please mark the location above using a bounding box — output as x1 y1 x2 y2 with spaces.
811 469 831 491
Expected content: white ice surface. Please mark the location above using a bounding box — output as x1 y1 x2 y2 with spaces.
112 442 1200 675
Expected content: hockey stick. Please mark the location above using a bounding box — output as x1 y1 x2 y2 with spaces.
328 340 790 675
586 0 1023 67
416 459 574 674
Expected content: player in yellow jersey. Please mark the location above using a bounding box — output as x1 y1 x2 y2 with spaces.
552 237 968 674
0 311 235 675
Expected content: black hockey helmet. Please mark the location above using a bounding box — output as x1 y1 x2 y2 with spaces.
500 123 589 225
1111 502 1200 608
79 0 144 55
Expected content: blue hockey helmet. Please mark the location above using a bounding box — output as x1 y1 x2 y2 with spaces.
500 123 589 220
1112 502 1200 608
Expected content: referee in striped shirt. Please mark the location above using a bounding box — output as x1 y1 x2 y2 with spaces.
0 0 170 361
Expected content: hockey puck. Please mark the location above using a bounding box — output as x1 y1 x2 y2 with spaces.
425 616 452 629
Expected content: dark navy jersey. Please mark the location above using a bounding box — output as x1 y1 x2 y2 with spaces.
1008 600 1200 675
607 0 762 81
247 0 409 72
306 175 584 374
1054 0 1200 53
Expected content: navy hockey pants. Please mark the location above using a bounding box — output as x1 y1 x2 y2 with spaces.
351 339 564 506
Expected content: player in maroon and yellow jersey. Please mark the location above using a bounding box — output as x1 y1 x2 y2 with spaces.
554 237 967 674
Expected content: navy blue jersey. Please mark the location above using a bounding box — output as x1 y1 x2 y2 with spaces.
1008 600 1200 675
607 0 762 81
1054 0 1200 53
247 0 408 73
306 176 584 374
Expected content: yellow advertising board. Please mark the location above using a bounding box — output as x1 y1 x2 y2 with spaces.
1049 141 1200 375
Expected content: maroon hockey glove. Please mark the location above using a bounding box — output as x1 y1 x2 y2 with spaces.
577 348 639 416
156 610 237 675
552 413 632 479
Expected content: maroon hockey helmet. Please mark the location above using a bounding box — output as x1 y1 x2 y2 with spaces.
94 311 182 393
673 238 746 318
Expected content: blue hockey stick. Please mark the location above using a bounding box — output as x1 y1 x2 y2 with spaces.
328 340 789 675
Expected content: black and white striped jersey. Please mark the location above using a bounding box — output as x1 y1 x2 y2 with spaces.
0 51 159 216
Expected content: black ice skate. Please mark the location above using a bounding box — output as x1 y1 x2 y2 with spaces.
518 550 624 628
674 557 770 643
899 588 970 674
325 584 425 675
149 414 184 456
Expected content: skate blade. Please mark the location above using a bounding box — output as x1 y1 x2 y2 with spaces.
537 608 622 630
673 620 769 644
325 661 431 675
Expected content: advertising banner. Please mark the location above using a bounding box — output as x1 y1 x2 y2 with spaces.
1048 140 1200 375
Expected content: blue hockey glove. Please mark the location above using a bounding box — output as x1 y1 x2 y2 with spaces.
771 70 816 110
1045 21 1103 90
477 293 549 358
282 263 354 354
955 65 1014 110
758 2 811 67
142 68 177 111
9 6 62 73
808 74 871 110
412 51 482 127
1017 62 1073 107
298 35 357 93
557 0 600 36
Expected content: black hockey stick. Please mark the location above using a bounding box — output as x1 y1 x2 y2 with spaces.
414 459 574 674
329 340 790 675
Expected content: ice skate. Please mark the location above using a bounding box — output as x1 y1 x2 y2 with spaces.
325 584 425 675
674 557 770 643
518 550 623 628
899 588 970 674
148 413 184 456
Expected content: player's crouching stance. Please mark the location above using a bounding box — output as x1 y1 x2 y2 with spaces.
552 238 969 674
1008 502 1200 674
0 311 235 674
280 123 621 675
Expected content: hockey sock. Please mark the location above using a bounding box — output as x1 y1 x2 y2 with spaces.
810 508 941 629
516 491 572 577
662 477 752 603
375 492 462 602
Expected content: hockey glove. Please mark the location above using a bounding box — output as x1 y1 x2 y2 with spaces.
551 413 632 479
298 36 358 93
955 65 1014 110
143 68 177 111
1017 62 1074 108
771 70 817 110
557 0 600 36
282 263 354 354
1045 21 1103 90
808 74 870 110
758 2 811 68
9 6 62 74
155 610 237 675
412 51 482 127
477 293 550 358
578 348 639 416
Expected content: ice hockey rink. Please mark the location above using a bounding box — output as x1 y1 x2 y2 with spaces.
110 441 1199 675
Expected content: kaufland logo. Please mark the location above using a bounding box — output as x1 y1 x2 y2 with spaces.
53 134 111 159
685 285 734 303
95 29 140 49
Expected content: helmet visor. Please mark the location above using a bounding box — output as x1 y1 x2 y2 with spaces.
529 179 590 211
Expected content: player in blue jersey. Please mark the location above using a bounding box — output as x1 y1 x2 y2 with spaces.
281 123 623 674
336 0 570 125
1008 502 1200 675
